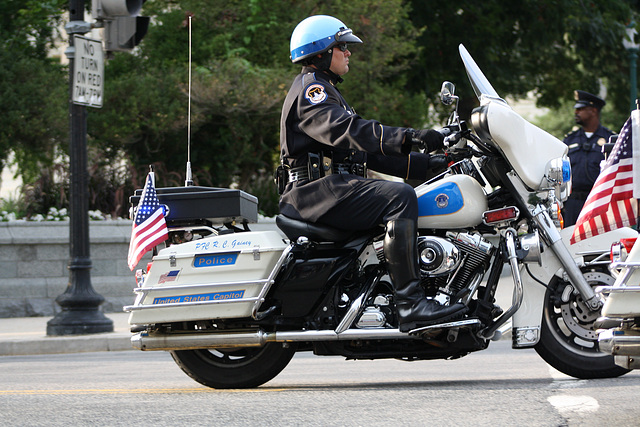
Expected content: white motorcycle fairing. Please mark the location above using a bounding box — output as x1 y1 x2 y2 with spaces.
475 101 568 190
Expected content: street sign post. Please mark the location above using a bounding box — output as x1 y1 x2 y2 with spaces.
48 0 113 336
72 35 104 108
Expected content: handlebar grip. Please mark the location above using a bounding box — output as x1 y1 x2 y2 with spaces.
444 132 461 146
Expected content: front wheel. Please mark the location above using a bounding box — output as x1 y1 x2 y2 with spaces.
534 267 630 379
170 343 297 389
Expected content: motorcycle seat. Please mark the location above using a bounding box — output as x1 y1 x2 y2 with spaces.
276 214 354 243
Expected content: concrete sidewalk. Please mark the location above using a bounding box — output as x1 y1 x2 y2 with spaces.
0 312 133 356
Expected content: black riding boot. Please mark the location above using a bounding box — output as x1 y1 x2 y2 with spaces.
384 219 467 332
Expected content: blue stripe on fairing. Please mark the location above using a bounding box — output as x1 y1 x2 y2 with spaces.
417 181 465 217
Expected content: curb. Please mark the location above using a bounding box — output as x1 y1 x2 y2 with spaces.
0 333 133 356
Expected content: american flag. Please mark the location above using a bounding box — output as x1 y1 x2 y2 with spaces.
127 172 168 270
570 116 638 244
158 270 180 284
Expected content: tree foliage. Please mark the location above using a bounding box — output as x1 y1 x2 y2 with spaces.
0 0 68 182
409 0 639 132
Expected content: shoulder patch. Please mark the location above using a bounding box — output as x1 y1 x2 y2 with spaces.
304 83 328 105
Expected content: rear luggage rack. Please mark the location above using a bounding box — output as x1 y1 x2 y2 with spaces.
130 186 258 227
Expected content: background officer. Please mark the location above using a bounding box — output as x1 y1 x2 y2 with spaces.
278 15 466 331
562 90 613 226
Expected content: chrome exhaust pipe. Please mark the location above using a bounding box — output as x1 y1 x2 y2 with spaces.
131 328 413 351
131 331 268 351
598 328 640 356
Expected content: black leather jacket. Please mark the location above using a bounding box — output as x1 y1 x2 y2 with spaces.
278 67 433 222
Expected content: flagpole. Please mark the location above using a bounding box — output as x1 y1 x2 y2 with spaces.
149 164 159 257
635 100 640 229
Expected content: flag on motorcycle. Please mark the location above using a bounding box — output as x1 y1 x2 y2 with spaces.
127 172 168 270
570 112 638 244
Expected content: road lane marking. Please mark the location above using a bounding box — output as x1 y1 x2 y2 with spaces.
0 388 287 395
548 395 599 415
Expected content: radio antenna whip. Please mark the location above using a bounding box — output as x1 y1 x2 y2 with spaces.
185 14 194 186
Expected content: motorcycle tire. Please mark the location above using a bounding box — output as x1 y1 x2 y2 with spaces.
170 343 297 389
534 267 630 379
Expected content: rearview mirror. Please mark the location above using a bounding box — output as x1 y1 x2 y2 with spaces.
440 81 456 105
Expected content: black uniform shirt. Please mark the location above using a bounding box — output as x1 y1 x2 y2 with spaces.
563 124 613 195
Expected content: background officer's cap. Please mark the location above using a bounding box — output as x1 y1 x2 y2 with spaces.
574 90 606 110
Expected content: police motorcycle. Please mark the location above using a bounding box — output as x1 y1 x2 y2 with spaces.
125 44 635 388
596 236 640 369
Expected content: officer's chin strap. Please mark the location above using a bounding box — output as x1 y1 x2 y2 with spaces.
311 51 332 70
308 49 344 84
330 71 344 85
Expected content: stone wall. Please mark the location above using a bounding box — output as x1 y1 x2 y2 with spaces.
0 219 278 318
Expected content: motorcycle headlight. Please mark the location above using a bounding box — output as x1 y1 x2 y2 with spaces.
562 157 571 183
543 156 571 201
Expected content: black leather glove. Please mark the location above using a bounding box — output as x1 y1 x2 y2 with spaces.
429 154 449 173
406 128 445 152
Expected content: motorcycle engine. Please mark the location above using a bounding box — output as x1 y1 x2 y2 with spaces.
418 236 461 276
418 232 494 298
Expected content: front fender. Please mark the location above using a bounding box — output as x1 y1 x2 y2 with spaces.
510 226 637 347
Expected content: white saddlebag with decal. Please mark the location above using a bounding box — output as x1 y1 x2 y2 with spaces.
126 231 287 324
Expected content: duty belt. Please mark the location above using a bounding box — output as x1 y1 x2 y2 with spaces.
288 156 366 184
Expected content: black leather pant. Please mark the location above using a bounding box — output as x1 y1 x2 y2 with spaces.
316 178 418 230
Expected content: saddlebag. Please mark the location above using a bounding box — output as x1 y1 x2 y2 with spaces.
125 230 288 324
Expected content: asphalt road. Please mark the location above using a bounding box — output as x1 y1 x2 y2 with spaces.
2 340 640 426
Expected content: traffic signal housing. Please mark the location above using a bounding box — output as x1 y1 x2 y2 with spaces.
92 0 149 52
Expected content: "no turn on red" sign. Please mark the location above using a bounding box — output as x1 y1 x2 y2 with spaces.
72 35 104 108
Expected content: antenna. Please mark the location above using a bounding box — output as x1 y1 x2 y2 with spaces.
185 14 194 186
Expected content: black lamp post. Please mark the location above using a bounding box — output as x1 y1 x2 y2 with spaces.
47 0 113 335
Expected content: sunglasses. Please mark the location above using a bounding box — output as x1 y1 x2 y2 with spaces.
336 44 349 52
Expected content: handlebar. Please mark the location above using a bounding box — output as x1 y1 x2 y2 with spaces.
440 121 469 148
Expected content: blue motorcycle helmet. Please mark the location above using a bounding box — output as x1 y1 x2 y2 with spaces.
290 15 363 65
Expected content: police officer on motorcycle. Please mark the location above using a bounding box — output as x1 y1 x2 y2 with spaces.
562 90 613 226
278 15 467 332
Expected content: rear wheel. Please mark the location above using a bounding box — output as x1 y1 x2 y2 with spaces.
170 343 297 389
534 267 630 379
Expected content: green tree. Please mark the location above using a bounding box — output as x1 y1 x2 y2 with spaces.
408 0 638 130
0 0 68 183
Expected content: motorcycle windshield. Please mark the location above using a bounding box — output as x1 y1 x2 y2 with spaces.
458 44 568 190
458 44 503 104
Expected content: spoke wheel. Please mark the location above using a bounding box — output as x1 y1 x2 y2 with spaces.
535 267 630 379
